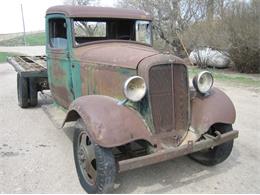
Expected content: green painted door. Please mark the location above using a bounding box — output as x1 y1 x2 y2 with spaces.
46 15 74 109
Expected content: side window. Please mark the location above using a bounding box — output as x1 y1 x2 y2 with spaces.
49 18 67 49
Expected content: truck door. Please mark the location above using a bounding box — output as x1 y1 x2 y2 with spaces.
46 16 74 109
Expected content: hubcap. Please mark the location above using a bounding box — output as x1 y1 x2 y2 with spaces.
77 131 97 185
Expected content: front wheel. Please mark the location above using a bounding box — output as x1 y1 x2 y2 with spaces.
73 121 116 193
189 124 234 166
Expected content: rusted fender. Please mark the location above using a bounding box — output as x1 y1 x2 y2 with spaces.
191 88 236 134
63 95 153 148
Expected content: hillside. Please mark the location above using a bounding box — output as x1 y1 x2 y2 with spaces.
0 32 45 46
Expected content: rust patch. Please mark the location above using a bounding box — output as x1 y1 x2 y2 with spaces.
119 130 239 172
191 88 236 134
80 62 91 95
65 95 154 148
46 5 152 20
50 84 71 108
80 62 135 98
74 42 159 69
80 59 136 99
48 50 74 109
173 65 190 132
138 54 189 139
52 60 66 78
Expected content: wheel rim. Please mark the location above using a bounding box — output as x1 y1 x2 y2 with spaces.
77 131 97 185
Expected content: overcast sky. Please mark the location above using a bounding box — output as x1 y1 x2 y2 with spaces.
0 0 116 34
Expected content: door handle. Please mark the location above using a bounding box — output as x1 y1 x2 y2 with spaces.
66 52 70 59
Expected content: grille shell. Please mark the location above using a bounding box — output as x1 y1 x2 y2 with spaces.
149 64 189 136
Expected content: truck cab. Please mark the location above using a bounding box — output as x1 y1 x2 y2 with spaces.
46 6 153 108
8 5 238 194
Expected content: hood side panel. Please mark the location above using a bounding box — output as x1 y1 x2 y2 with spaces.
80 62 136 100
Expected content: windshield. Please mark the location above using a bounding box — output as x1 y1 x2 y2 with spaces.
72 19 152 46
74 21 106 38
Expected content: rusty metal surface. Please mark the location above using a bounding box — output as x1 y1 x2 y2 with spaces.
74 42 159 69
47 50 74 109
50 84 72 108
80 62 135 98
173 65 190 131
138 54 185 81
8 56 47 72
46 5 152 20
191 87 236 134
149 64 189 135
64 95 154 148
149 65 175 133
138 54 189 142
118 130 239 172
7 56 48 78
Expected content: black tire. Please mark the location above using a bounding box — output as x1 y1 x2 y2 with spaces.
73 120 116 193
17 73 29 108
28 78 38 107
189 124 234 166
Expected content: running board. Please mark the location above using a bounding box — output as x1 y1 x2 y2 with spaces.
42 104 67 129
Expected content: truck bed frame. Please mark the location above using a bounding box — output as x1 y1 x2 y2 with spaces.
7 55 49 108
7 55 47 77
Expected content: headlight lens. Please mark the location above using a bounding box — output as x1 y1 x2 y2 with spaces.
193 71 214 94
123 76 147 102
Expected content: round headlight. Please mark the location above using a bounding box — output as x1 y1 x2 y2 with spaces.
193 71 214 94
123 76 147 102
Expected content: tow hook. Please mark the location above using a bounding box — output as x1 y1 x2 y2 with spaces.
203 130 222 141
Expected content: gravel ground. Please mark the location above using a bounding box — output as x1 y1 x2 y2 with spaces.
0 47 260 193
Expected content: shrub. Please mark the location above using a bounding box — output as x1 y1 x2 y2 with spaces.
225 1 260 73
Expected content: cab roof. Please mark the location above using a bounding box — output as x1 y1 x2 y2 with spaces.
46 5 152 20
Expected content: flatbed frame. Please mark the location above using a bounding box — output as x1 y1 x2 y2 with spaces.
7 55 47 78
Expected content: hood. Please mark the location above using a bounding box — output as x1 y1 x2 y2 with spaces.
74 41 159 69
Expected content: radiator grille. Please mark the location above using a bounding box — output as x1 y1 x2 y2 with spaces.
149 64 189 133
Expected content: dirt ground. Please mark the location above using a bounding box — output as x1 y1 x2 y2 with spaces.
0 47 260 193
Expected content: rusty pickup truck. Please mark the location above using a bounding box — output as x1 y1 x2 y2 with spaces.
8 5 239 193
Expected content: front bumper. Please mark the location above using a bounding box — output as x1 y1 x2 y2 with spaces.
118 130 239 172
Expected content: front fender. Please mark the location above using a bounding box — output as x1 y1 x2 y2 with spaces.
63 95 153 148
191 88 236 134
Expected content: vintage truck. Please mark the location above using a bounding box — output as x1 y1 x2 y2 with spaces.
8 5 239 193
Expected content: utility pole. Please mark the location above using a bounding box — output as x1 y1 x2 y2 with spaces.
21 4 26 46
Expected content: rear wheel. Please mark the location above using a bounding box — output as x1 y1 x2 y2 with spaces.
17 73 29 108
28 78 38 107
189 124 234 166
73 120 116 193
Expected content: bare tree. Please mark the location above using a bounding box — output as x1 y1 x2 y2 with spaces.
118 0 259 73
223 0 260 73
117 0 207 56
64 0 101 37
64 0 100 6
206 0 214 21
